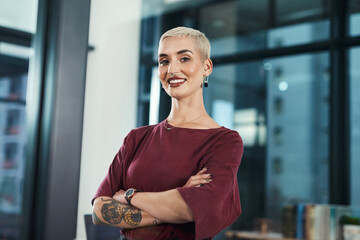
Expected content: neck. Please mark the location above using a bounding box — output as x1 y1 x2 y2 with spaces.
167 92 207 124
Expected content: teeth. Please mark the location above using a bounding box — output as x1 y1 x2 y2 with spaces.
169 79 185 84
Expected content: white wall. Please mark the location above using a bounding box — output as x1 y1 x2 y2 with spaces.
76 1 142 239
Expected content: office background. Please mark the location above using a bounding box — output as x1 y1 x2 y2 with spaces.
0 0 359 239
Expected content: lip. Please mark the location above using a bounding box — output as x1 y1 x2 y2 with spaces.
167 77 187 88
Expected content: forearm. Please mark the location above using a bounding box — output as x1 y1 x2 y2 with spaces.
130 189 193 223
92 196 161 229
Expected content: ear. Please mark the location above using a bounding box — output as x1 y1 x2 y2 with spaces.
203 58 213 76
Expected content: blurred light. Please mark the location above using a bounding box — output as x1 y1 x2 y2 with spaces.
212 100 234 129
149 68 160 125
212 20 225 28
236 125 256 146
234 108 257 124
263 62 272 71
164 0 189 4
279 81 288 91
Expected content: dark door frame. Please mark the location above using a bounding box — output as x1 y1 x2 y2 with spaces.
21 0 91 239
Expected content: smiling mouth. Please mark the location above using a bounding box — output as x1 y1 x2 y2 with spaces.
167 78 186 87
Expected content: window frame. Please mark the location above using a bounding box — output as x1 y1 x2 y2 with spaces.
137 0 360 206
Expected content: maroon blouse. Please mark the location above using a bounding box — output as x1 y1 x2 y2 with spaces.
93 120 244 240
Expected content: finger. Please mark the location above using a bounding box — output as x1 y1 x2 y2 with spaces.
200 173 212 178
190 178 212 187
188 175 202 182
202 178 212 183
191 174 211 182
195 174 212 181
186 180 202 187
187 174 211 186
196 168 208 175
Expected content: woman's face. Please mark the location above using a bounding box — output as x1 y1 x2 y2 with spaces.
158 36 212 99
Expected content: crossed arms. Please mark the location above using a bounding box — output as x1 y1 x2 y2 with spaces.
92 168 212 229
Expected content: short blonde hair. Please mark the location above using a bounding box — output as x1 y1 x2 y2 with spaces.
159 26 211 60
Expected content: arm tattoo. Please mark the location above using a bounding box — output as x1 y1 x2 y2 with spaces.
153 218 159 225
100 198 142 226
92 211 105 225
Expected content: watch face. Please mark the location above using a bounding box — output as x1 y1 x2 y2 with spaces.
126 189 134 197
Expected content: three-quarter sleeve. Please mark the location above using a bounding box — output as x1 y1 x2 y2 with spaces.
177 131 243 240
91 132 131 205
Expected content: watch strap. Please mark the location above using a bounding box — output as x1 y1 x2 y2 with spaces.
125 195 132 205
124 189 142 206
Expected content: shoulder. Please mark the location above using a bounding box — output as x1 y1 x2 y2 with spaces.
129 123 158 134
124 123 161 142
204 128 244 166
118 123 161 155
216 128 243 144
210 128 244 155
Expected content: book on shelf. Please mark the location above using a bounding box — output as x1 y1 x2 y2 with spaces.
305 204 316 239
282 203 353 240
296 203 306 239
314 204 330 240
282 205 296 238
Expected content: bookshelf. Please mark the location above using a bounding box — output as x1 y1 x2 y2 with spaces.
225 230 299 240
226 204 360 240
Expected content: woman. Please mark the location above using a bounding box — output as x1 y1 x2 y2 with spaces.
92 27 244 240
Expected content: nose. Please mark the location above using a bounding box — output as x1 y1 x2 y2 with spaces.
167 62 179 76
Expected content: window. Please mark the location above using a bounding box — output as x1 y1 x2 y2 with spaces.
349 0 360 36
350 47 360 207
139 0 360 236
0 0 38 238
201 0 329 57
0 46 30 240
0 0 38 33
209 52 329 230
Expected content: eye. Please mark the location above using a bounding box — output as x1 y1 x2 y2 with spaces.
180 57 190 62
159 59 169 66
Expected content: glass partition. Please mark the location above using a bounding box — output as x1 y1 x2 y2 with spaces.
200 0 329 57
349 0 360 36
0 0 38 33
139 0 360 237
0 0 38 238
209 52 329 231
0 46 30 240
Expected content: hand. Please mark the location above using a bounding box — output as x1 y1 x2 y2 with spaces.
183 168 212 188
113 189 127 204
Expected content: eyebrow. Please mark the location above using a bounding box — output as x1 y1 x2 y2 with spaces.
159 49 193 58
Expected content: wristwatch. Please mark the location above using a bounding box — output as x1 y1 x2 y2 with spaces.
124 188 142 206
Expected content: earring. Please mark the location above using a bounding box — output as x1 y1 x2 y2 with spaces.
204 76 209 88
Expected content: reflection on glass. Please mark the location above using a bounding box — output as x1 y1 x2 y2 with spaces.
266 53 329 225
267 21 329 48
350 47 360 207
198 0 329 57
350 13 360 36
209 52 329 231
0 4 34 235
0 73 27 239
276 0 327 24
0 0 39 33
141 0 330 58
210 20 329 57
349 0 360 36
